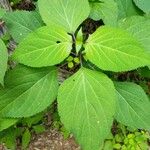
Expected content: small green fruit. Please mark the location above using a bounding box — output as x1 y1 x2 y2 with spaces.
124 138 128 144
67 56 73 62
129 139 135 145
127 134 135 139
74 57 80 64
68 62 74 68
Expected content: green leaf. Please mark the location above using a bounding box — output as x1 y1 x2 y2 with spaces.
115 0 142 19
0 7 6 18
0 39 8 85
76 29 83 53
22 129 31 150
38 0 90 33
12 26 72 67
22 113 44 127
33 125 45 134
0 118 17 132
3 10 44 43
0 128 17 150
85 26 150 72
58 68 116 150
0 65 58 118
89 0 118 26
119 16 150 52
103 140 113 150
139 67 150 78
133 0 150 14
114 82 150 130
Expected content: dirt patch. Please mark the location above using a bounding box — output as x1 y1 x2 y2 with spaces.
29 129 80 150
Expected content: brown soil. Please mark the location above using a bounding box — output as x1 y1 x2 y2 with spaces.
28 129 80 150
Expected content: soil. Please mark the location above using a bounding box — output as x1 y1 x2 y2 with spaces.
28 130 80 150
12 0 36 11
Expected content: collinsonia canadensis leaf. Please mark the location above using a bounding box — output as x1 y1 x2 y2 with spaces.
0 118 18 132
3 10 44 43
89 0 118 26
0 39 8 85
115 0 142 19
133 0 150 14
114 82 150 130
12 26 72 67
119 16 150 52
38 0 90 33
0 65 58 118
85 26 150 72
58 68 116 150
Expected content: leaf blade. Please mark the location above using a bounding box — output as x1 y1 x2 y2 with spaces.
114 82 150 130
3 10 44 43
0 39 8 85
119 16 150 52
85 26 150 72
0 118 17 132
0 65 59 118
38 0 90 33
58 68 116 150
115 0 142 19
89 0 118 26
133 0 150 14
12 26 72 67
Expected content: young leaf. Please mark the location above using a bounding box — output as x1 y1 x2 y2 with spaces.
85 26 150 72
115 0 142 19
89 0 118 26
114 82 150 130
0 39 8 86
0 65 58 118
22 113 44 127
133 0 150 14
58 68 116 150
38 0 90 33
22 129 31 150
33 125 45 134
0 128 17 150
3 10 44 43
119 16 150 52
76 29 83 53
0 118 17 132
12 26 72 67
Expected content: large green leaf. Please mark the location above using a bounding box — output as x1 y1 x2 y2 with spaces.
119 16 150 52
38 0 90 33
0 118 17 132
89 0 118 26
0 65 58 118
114 82 150 130
0 39 8 85
133 0 150 14
58 68 116 150
12 26 72 67
85 26 150 72
3 10 44 43
115 0 142 19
